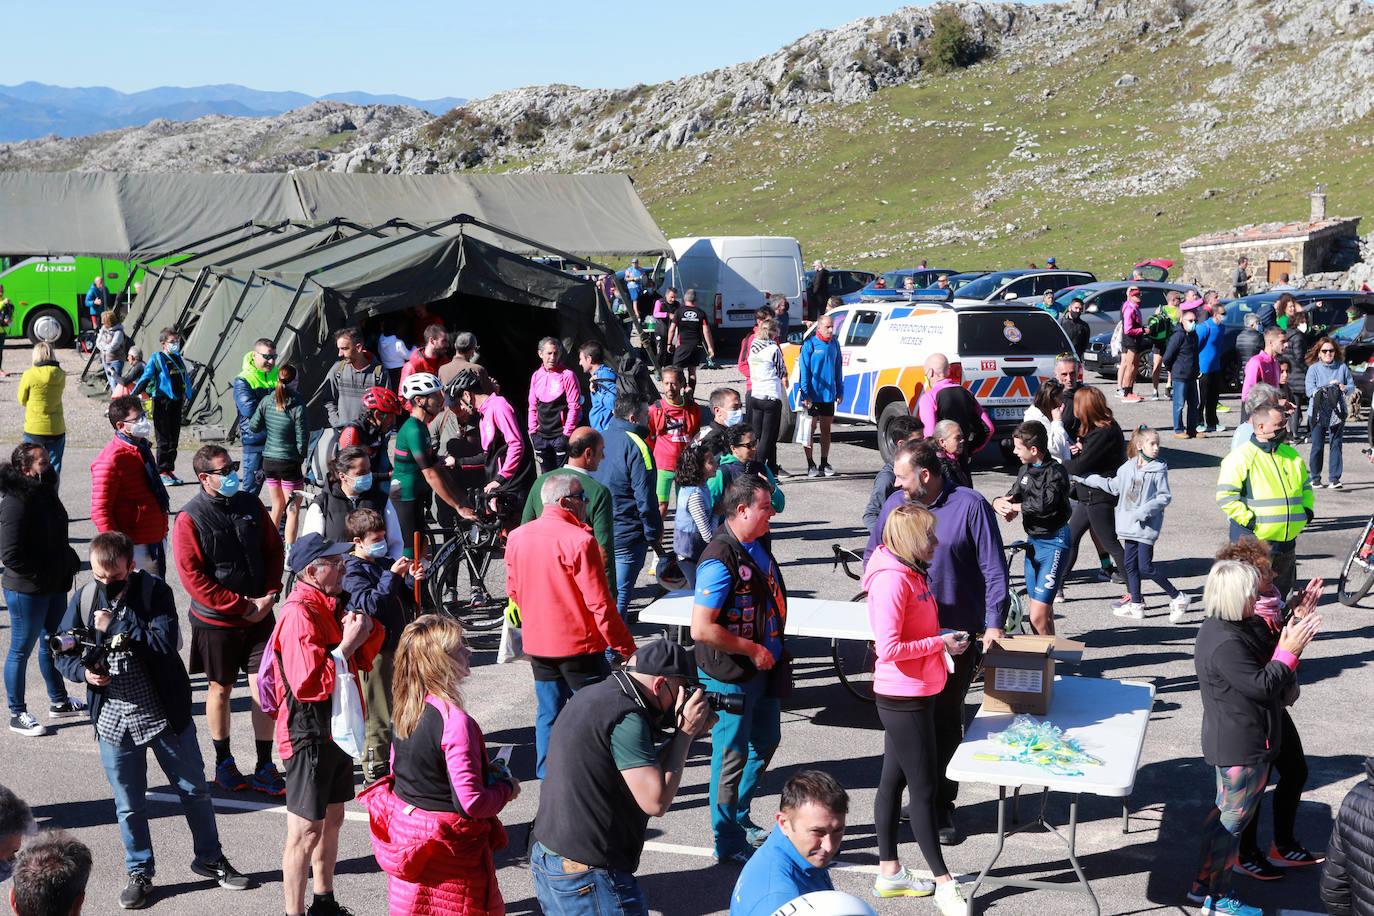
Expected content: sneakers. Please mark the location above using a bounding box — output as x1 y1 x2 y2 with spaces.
250 761 286 796
1201 893 1263 916
1208 424 1227 432
1268 842 1324 866
190 855 252 890
821 462 837 477
806 465 820 478
120 873 151 909
934 879 970 915
1110 595 1134 611
1217 404 1232 412
1174 431 1192 439
1151 390 1162 401
872 867 936 898
1169 593 1193 623
1185 885 1208 904
714 848 752 866
744 824 770 848
9 712 50 737
1113 601 1145 619
306 898 355 916
49 698 87 719
1097 567 1126 585
159 473 179 486
1328 481 1344 490
213 757 250 792
1233 850 1284 880
1122 392 1145 403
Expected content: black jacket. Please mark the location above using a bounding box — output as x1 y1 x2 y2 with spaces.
1162 325 1200 380
1235 328 1263 372
1285 326 1312 378
1059 312 1090 357
1006 460 1072 538
0 466 80 595
55 571 195 737
1322 756 1374 916
1064 420 1125 505
1194 615 1294 767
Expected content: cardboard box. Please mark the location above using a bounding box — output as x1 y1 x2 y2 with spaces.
981 635 1085 715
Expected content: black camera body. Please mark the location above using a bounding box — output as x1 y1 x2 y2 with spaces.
703 690 744 715
49 623 130 676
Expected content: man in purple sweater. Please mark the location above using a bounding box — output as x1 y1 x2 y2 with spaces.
864 438 1009 845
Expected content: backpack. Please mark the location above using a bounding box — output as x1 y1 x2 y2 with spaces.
615 352 659 405
76 573 157 628
332 359 386 397
1146 307 1172 341
256 614 289 718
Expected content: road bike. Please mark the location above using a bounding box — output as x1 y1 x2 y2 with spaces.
426 490 517 633
1337 512 1374 606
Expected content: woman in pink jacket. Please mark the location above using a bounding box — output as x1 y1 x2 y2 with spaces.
862 504 972 915
526 337 581 475
358 614 519 916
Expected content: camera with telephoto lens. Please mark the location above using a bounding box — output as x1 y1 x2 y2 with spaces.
703 691 745 715
48 623 131 676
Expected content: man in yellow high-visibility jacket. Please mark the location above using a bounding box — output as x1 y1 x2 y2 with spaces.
1217 403 1314 596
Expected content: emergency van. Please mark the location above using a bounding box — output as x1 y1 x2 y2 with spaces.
782 296 1076 462
659 236 805 332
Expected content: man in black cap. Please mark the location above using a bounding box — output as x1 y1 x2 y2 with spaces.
530 640 716 915
268 533 384 916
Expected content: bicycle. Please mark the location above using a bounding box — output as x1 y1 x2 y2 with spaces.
1337 512 1374 606
426 489 517 633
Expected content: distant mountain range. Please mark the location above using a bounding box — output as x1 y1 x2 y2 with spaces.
0 82 465 142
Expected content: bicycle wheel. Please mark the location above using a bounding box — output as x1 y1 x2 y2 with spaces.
1337 517 1374 606
430 539 508 631
832 588 875 702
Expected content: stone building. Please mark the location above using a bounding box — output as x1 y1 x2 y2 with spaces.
1180 191 1361 293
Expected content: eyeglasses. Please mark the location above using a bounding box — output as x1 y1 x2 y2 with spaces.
1320 348 1336 354
738 440 758 450
204 462 240 477
564 492 588 503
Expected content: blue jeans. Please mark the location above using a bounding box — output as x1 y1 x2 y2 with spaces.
103 360 125 392
614 540 649 622
241 445 265 496
529 841 647 916
532 654 609 779
22 432 65 480
98 724 222 876
1172 377 1200 434
700 671 781 857
1309 418 1344 485
1123 539 1179 603
3 590 69 715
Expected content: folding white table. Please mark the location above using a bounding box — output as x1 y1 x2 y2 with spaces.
946 675 1155 916
638 592 872 641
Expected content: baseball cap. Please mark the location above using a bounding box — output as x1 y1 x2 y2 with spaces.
1047 256 1056 265
287 532 353 573
629 639 698 683
1126 285 1141 294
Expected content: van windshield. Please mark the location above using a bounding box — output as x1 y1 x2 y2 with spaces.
957 311 1071 356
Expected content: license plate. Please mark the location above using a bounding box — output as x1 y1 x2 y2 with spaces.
1083 351 1099 362
993 407 1023 420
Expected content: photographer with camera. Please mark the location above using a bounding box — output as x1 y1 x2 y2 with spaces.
690 474 788 865
55 531 252 910
530 639 715 915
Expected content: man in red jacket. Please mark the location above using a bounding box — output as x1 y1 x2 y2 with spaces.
92 396 170 578
507 473 637 778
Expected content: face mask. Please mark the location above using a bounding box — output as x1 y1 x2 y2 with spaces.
1182 321 1196 332
123 417 153 440
347 472 374 492
1269 426 1289 444
212 471 241 498
167 342 181 354
365 539 388 558
104 578 127 599
1297 323 1308 333
725 408 745 426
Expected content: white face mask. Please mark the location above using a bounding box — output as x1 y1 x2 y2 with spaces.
123 417 153 440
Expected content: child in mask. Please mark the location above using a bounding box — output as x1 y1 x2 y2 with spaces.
133 329 192 485
1074 426 1191 622
993 420 1073 635
340 508 424 782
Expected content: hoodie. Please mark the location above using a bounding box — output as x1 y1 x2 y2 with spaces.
1077 456 1172 544
861 547 948 698
0 465 80 595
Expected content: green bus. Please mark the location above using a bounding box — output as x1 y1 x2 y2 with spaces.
0 255 153 346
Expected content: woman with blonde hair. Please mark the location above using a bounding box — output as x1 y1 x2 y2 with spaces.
17 342 66 480
861 503 970 914
358 615 518 916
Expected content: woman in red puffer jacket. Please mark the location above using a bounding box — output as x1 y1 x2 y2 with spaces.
358 615 518 916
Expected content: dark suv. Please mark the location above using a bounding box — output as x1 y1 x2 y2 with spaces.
951 269 1097 305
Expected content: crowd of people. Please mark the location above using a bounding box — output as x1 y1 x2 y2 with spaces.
0 283 1369 916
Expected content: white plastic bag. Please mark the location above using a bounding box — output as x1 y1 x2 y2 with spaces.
329 648 366 760
791 409 814 446
497 619 528 664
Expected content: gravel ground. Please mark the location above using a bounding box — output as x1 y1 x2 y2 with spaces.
0 348 1365 916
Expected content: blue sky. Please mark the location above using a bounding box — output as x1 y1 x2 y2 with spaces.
0 0 1046 101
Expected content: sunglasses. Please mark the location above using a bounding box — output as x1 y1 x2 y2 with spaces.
257 353 277 362
564 491 588 503
204 461 241 477
1320 348 1336 354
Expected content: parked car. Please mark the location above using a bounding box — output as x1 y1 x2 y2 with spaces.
1127 258 1175 282
950 268 1097 306
1330 314 1374 443
1051 280 1199 339
806 268 876 301
840 267 961 303
942 270 994 292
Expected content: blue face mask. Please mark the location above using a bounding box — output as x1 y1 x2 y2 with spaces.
214 471 241 498
725 408 745 426
364 539 389 559
347 472 374 492
167 342 181 355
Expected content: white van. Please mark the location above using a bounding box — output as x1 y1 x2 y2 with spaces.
660 237 805 331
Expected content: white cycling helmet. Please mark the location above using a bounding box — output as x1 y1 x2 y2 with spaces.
400 372 442 402
770 892 877 916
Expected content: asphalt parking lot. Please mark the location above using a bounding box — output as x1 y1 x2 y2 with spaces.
1 352 1367 915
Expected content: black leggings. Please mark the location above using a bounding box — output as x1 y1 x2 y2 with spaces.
1199 369 1222 428
1239 709 1308 854
749 396 782 471
1065 499 1125 580
875 694 949 875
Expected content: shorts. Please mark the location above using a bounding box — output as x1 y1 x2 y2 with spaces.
262 458 304 490
189 615 275 685
807 402 835 418
283 740 356 821
655 469 676 504
1151 338 1169 355
1121 335 1146 354
1024 525 1072 604
672 344 702 369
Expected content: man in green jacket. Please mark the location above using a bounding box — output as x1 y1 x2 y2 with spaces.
522 426 616 599
1217 403 1314 596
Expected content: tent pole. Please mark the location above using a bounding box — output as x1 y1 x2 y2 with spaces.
187 270 259 412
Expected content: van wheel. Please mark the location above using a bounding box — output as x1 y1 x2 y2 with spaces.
25 307 74 347
877 401 914 463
